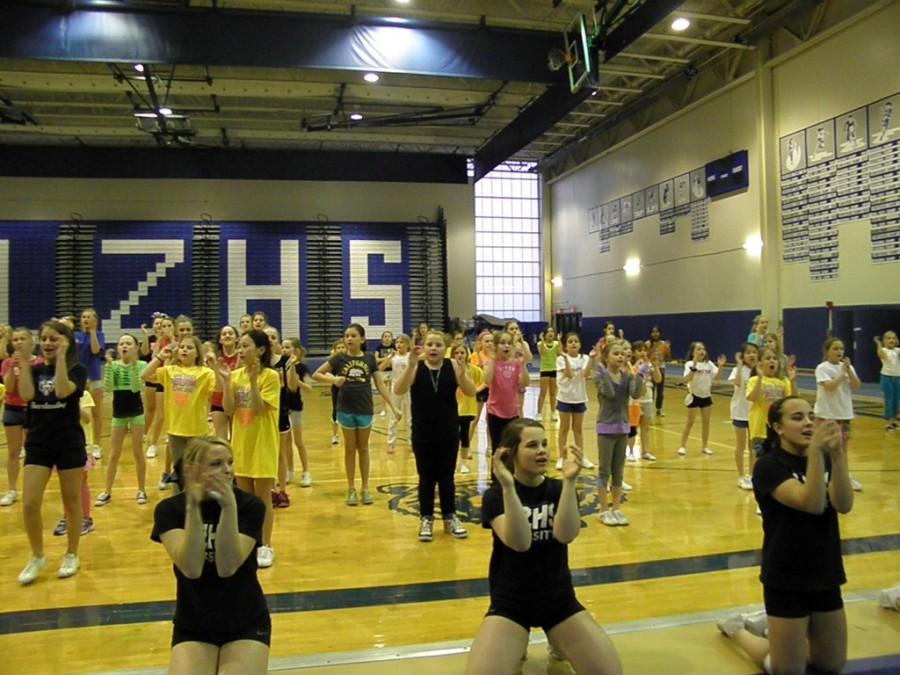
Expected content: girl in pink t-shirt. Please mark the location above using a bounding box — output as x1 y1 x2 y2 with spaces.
484 331 530 454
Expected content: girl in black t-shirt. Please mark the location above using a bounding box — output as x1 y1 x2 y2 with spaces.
717 396 853 675
392 331 475 542
16 320 88 585
152 436 269 675
467 419 622 675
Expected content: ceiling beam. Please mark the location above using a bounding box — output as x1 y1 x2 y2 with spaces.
639 33 755 50
0 4 565 84
616 52 691 64
674 11 751 26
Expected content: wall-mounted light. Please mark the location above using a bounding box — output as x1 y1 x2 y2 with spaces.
623 257 641 276
743 235 764 256
364 72 381 83
551 276 563 287
671 17 690 31
349 113 364 121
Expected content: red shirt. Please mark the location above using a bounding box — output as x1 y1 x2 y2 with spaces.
1 356 43 407
210 352 240 408
487 359 522 419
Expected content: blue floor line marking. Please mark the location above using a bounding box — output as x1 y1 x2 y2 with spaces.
2 533 898 636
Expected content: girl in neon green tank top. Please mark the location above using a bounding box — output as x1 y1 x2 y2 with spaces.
537 326 560 421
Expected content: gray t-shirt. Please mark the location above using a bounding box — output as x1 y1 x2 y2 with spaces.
328 352 378 415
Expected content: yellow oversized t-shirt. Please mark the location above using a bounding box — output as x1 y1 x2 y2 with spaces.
457 363 483 417
230 367 280 479
746 375 792 439
157 365 215 437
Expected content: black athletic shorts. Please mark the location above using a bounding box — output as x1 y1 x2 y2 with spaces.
278 410 290 433
172 615 272 648
486 592 585 632
25 444 87 471
763 585 843 619
476 387 489 403
146 382 164 393
540 370 557 379
210 404 225 413
686 395 712 409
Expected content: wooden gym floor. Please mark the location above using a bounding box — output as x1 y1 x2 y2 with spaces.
0 378 898 674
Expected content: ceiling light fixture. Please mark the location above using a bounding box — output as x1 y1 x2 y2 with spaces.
551 276 563 288
133 64 145 73
671 17 690 31
350 113 363 121
623 257 641 276
363 72 381 83
158 107 173 116
743 235 764 255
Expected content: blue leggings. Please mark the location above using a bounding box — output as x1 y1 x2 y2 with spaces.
882 375 900 421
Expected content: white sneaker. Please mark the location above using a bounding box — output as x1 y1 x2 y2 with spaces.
331 434 340 445
599 510 618 526
555 457 564 470
443 515 468 539
0 490 16 507
626 452 637 463
580 456 596 469
91 445 102 460
743 610 768 637
136 490 148 505
158 472 171 490
459 462 470 474
145 444 157 459
17 556 46 585
849 476 863 492
642 451 657 461
716 614 744 638
257 545 274 568
418 516 433 542
738 476 753 490
613 510 629 526
535 411 543 421
94 491 111 507
878 585 900 612
57 553 80 579
550 412 558 422
677 447 687 456
621 481 632 492
300 471 312 487
702 447 714 456
286 470 294 485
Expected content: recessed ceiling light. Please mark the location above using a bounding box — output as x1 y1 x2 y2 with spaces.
350 113 363 121
133 64 145 73
363 72 381 83
158 107 173 116
395 0 411 4
671 17 690 31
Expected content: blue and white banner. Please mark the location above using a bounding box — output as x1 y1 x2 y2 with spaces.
0 222 57 328
342 224 410 338
219 223 306 340
94 222 193 341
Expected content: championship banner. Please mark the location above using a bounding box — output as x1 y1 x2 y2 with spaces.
219 223 306 340
341 223 410 338
93 222 193 342
0 221 57 329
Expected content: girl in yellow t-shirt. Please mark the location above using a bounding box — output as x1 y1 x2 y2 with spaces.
216 329 279 569
141 335 215 493
746 346 797 460
452 344 484 474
